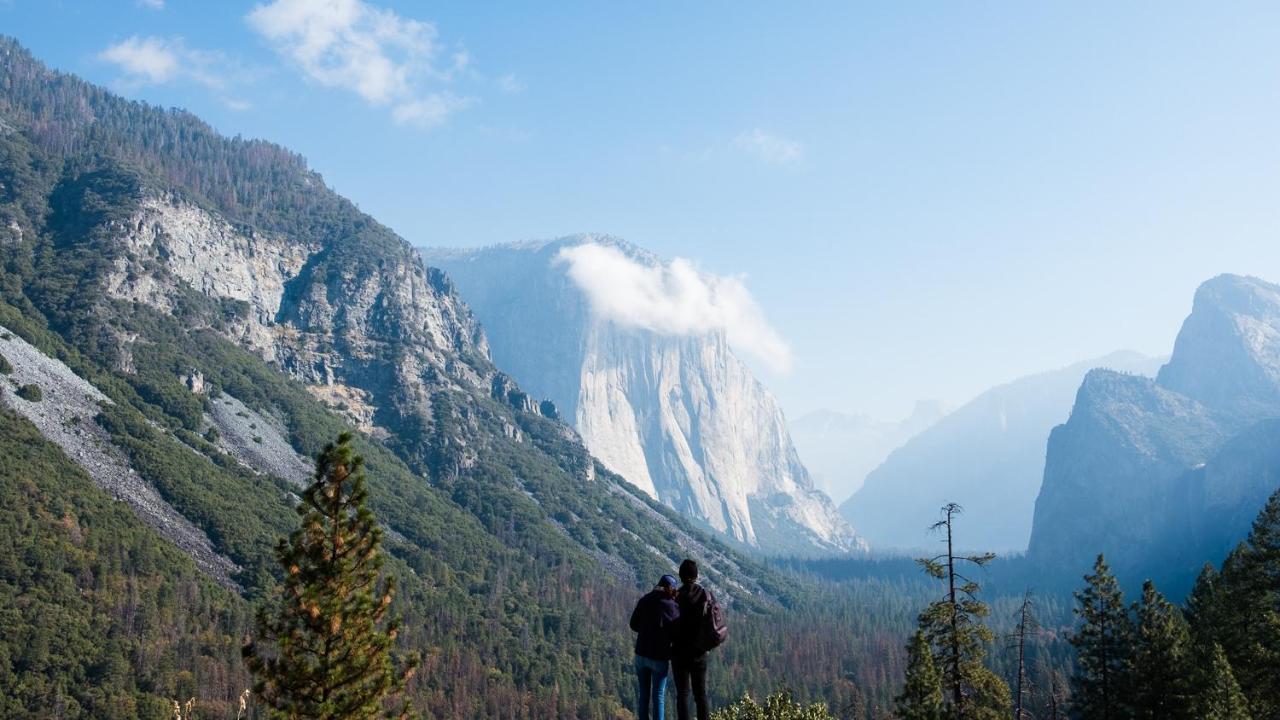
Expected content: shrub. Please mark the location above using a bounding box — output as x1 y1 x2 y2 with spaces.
16 383 42 402
712 691 835 720
0 352 11 374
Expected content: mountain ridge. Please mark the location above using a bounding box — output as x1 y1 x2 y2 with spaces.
422 237 863 555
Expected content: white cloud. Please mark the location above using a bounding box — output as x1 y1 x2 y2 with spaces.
734 128 804 166
138 0 165 9
100 38 261 112
392 93 473 129
556 243 793 373
247 0 472 127
100 36 181 84
496 73 525 94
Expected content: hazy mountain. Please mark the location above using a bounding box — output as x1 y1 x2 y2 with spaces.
790 401 946 504
422 238 863 555
842 351 1163 553
1028 275 1280 591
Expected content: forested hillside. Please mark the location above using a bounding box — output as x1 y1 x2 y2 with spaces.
0 36 988 718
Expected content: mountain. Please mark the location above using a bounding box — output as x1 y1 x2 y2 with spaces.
842 352 1162 553
421 238 861 555
790 401 946 504
0 37 875 717
1028 275 1280 592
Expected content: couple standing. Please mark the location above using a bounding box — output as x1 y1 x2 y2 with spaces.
629 559 727 720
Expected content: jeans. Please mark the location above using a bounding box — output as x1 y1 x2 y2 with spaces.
673 655 709 720
635 655 670 720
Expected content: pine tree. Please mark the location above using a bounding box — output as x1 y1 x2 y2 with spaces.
916 503 1011 720
1194 643 1252 720
243 432 415 719
1130 580 1193 720
1212 490 1280 718
1069 554 1134 720
896 630 945 720
1008 592 1036 720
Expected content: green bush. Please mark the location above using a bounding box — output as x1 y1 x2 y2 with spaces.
0 353 11 374
712 691 835 720
15 383 41 402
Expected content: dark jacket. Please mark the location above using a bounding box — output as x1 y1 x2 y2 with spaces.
673 583 710 659
630 589 680 661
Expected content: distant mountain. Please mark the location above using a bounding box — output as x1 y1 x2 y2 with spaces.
790 401 946 504
422 238 863 555
842 351 1163 553
1028 275 1280 592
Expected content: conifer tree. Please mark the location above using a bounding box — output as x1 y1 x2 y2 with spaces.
1130 580 1193 720
1185 563 1226 645
1211 490 1280 718
895 630 944 720
1008 592 1036 720
1194 643 1252 720
1069 554 1133 720
243 432 415 720
916 503 1011 720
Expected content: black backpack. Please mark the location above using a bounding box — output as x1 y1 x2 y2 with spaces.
697 589 728 652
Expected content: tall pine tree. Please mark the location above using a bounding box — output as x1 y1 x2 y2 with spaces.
1206 489 1280 718
243 432 415 719
1069 554 1133 720
896 630 945 720
1194 643 1251 720
916 503 1011 720
1130 580 1193 720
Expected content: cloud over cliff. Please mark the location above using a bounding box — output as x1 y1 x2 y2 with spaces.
556 242 792 373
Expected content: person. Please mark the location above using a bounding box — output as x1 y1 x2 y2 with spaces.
672 559 711 720
630 574 680 720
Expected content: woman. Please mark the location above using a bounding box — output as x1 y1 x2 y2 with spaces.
629 574 680 720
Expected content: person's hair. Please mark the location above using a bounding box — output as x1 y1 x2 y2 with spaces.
679 559 698 583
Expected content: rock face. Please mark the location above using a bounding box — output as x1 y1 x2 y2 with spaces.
99 191 492 461
843 352 1161 553
1028 275 1280 590
423 238 863 554
791 402 945 504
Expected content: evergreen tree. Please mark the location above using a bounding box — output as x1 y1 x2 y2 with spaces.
1069 555 1134 720
1185 563 1226 646
243 432 415 720
1194 643 1252 720
1130 580 1193 720
1212 490 1280 718
1008 592 1037 720
896 630 945 720
916 503 1011 720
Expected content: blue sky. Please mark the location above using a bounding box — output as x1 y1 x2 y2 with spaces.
5 1 1280 420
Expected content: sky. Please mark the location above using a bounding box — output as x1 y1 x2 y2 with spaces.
4 1 1280 420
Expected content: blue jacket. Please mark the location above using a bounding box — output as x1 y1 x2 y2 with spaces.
630 589 680 661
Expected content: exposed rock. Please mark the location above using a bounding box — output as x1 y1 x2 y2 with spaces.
1028 274 1280 589
423 238 864 555
204 392 313 487
843 351 1161 553
0 325 240 588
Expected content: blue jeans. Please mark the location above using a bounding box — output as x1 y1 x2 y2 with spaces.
635 655 670 720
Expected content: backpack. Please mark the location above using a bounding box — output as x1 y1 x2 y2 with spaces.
697 589 728 652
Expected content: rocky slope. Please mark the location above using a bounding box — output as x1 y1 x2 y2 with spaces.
423 238 863 554
843 351 1161 552
1027 275 1280 589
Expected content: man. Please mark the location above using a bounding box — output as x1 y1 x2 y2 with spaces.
672 559 711 720
630 574 680 720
